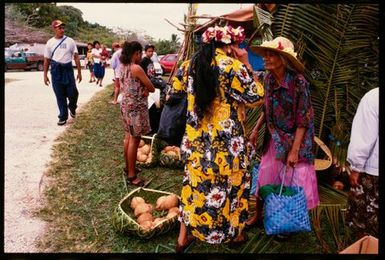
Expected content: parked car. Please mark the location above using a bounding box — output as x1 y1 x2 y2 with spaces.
5 50 44 72
72 54 87 68
159 54 178 74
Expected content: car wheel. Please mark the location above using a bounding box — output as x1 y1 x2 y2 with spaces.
37 62 44 71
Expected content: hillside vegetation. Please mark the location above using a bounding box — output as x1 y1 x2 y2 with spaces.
5 3 180 54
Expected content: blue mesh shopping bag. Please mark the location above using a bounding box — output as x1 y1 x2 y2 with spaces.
262 166 311 235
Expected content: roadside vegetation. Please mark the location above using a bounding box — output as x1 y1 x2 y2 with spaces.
5 3 180 55
35 83 340 253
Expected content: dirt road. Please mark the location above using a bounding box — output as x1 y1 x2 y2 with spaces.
4 68 114 252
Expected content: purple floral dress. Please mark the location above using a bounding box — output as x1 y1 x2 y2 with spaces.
263 71 315 163
119 64 151 137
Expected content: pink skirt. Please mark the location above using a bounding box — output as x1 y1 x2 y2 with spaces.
254 140 320 210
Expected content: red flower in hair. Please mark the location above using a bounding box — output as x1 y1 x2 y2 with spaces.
277 41 284 50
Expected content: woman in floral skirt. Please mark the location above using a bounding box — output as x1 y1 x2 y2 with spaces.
174 25 264 252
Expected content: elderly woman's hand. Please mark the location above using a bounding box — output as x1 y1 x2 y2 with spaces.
230 46 249 64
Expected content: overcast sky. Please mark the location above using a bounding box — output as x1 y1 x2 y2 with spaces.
56 3 253 41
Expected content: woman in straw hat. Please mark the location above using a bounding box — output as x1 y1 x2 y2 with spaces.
174 25 264 252
247 37 320 237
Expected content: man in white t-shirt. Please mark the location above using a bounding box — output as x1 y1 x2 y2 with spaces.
43 20 82 126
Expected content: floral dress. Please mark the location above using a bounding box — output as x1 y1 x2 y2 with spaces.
175 48 264 244
119 64 151 137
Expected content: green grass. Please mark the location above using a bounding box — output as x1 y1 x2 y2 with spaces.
35 83 342 253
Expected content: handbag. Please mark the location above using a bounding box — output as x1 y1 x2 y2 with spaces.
156 92 187 146
262 166 311 235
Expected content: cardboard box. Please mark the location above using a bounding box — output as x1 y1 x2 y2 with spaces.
339 235 378 254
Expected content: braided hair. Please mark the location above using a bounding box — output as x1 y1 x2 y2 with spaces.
190 41 226 120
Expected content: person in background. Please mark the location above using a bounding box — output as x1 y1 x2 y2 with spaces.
346 87 378 239
140 44 165 134
86 42 96 83
43 19 82 126
174 25 264 252
139 44 156 77
119 41 155 187
110 41 123 104
100 44 109 68
91 40 105 87
248 37 319 239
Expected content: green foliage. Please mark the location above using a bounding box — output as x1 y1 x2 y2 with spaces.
154 34 181 55
8 2 181 50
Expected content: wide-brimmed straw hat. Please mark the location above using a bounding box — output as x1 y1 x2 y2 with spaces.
250 36 304 73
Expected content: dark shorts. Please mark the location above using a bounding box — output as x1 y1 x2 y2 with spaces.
346 173 378 237
88 63 94 73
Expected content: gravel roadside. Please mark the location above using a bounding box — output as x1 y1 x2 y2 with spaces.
4 68 114 252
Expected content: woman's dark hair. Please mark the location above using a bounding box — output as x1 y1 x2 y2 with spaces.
120 41 143 65
190 41 226 119
87 42 93 47
93 40 100 47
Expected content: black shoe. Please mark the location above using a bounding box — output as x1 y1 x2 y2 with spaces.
57 119 67 126
69 109 76 118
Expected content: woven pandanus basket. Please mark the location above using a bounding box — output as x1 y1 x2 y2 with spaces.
112 187 180 239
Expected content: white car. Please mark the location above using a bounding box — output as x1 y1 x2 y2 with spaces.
72 54 87 68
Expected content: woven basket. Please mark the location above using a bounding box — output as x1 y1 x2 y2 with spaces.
159 151 184 169
111 187 180 239
263 186 311 235
157 139 184 169
314 136 332 171
136 135 159 168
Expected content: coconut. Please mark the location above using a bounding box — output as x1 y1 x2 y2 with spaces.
155 196 167 211
137 212 154 224
153 217 167 226
166 211 178 219
168 207 179 215
140 220 153 231
166 150 177 156
130 197 145 210
156 194 179 210
163 194 179 209
134 203 153 217
163 146 174 152
137 153 148 162
141 144 151 155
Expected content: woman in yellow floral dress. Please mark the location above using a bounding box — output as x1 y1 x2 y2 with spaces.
174 25 264 251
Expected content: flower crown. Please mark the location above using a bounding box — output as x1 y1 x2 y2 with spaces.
202 25 245 44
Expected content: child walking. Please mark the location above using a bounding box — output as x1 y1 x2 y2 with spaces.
119 41 155 187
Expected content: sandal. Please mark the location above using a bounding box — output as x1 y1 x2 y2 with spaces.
228 231 248 248
126 176 146 187
244 215 263 230
175 235 195 253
